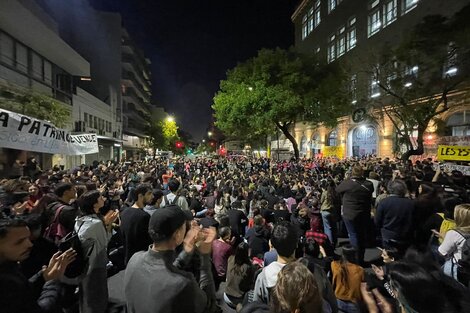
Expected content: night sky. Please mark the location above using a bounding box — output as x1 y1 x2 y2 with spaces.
92 0 298 140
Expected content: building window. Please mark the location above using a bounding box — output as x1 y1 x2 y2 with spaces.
403 0 418 14
327 34 336 63
368 8 382 37
44 61 52 85
302 3 320 40
351 74 358 104
337 27 346 58
0 32 14 66
31 52 43 80
446 111 470 136
15 42 28 73
88 114 93 127
302 15 308 40
404 65 419 77
383 0 397 26
84 113 88 126
444 42 458 77
314 0 321 27
369 79 381 98
307 7 314 32
347 17 357 51
94 116 98 129
328 0 337 13
328 130 338 146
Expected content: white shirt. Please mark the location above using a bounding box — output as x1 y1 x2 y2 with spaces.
438 229 467 261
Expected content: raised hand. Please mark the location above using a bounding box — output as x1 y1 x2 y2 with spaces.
183 224 201 253
104 209 119 226
197 227 217 255
42 248 77 281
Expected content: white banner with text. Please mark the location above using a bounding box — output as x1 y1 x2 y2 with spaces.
0 109 98 155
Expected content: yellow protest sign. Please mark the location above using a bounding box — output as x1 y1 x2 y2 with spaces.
437 145 470 162
323 146 345 158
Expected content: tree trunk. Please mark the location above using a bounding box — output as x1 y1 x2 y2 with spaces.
277 123 299 160
401 128 425 161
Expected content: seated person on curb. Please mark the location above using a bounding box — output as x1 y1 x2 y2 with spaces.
0 218 76 313
124 204 218 313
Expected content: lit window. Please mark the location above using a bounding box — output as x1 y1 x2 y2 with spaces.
403 0 418 14
368 9 382 37
383 0 397 26
446 111 470 136
337 35 346 57
346 17 356 51
370 79 381 98
370 0 380 9
405 65 419 77
443 42 458 77
314 0 321 28
302 15 308 40
351 74 357 104
302 4 318 40
308 7 314 32
327 35 336 63
347 27 356 50
328 0 336 13
328 130 338 146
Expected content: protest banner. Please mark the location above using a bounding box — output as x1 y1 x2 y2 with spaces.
322 146 345 158
437 145 470 162
0 109 98 155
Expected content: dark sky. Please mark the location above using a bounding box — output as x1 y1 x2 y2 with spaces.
92 0 298 140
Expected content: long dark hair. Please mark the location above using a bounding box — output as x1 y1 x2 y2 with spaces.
338 245 358 288
389 262 470 313
231 242 251 276
325 180 338 207
78 190 101 216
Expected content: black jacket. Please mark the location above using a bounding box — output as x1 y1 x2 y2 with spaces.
120 206 152 264
376 195 415 243
245 226 270 259
0 262 62 313
228 209 248 237
336 177 373 220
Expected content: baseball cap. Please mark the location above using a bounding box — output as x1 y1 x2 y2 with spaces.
148 205 192 243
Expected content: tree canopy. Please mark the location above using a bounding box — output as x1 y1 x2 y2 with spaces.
213 48 351 159
357 5 470 160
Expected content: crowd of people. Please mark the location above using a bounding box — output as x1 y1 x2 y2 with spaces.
1 155 470 313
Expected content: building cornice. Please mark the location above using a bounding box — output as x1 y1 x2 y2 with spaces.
291 0 310 22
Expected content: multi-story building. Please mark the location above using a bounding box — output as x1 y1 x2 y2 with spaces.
38 0 124 164
0 0 90 170
121 28 153 160
286 0 470 159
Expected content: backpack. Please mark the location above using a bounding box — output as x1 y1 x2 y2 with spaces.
44 202 67 245
58 221 91 278
437 213 456 244
454 230 470 286
163 195 179 206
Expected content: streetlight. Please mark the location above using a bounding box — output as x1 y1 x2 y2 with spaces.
207 131 213 137
166 116 174 123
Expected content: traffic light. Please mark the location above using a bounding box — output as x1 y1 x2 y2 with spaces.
175 141 184 149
